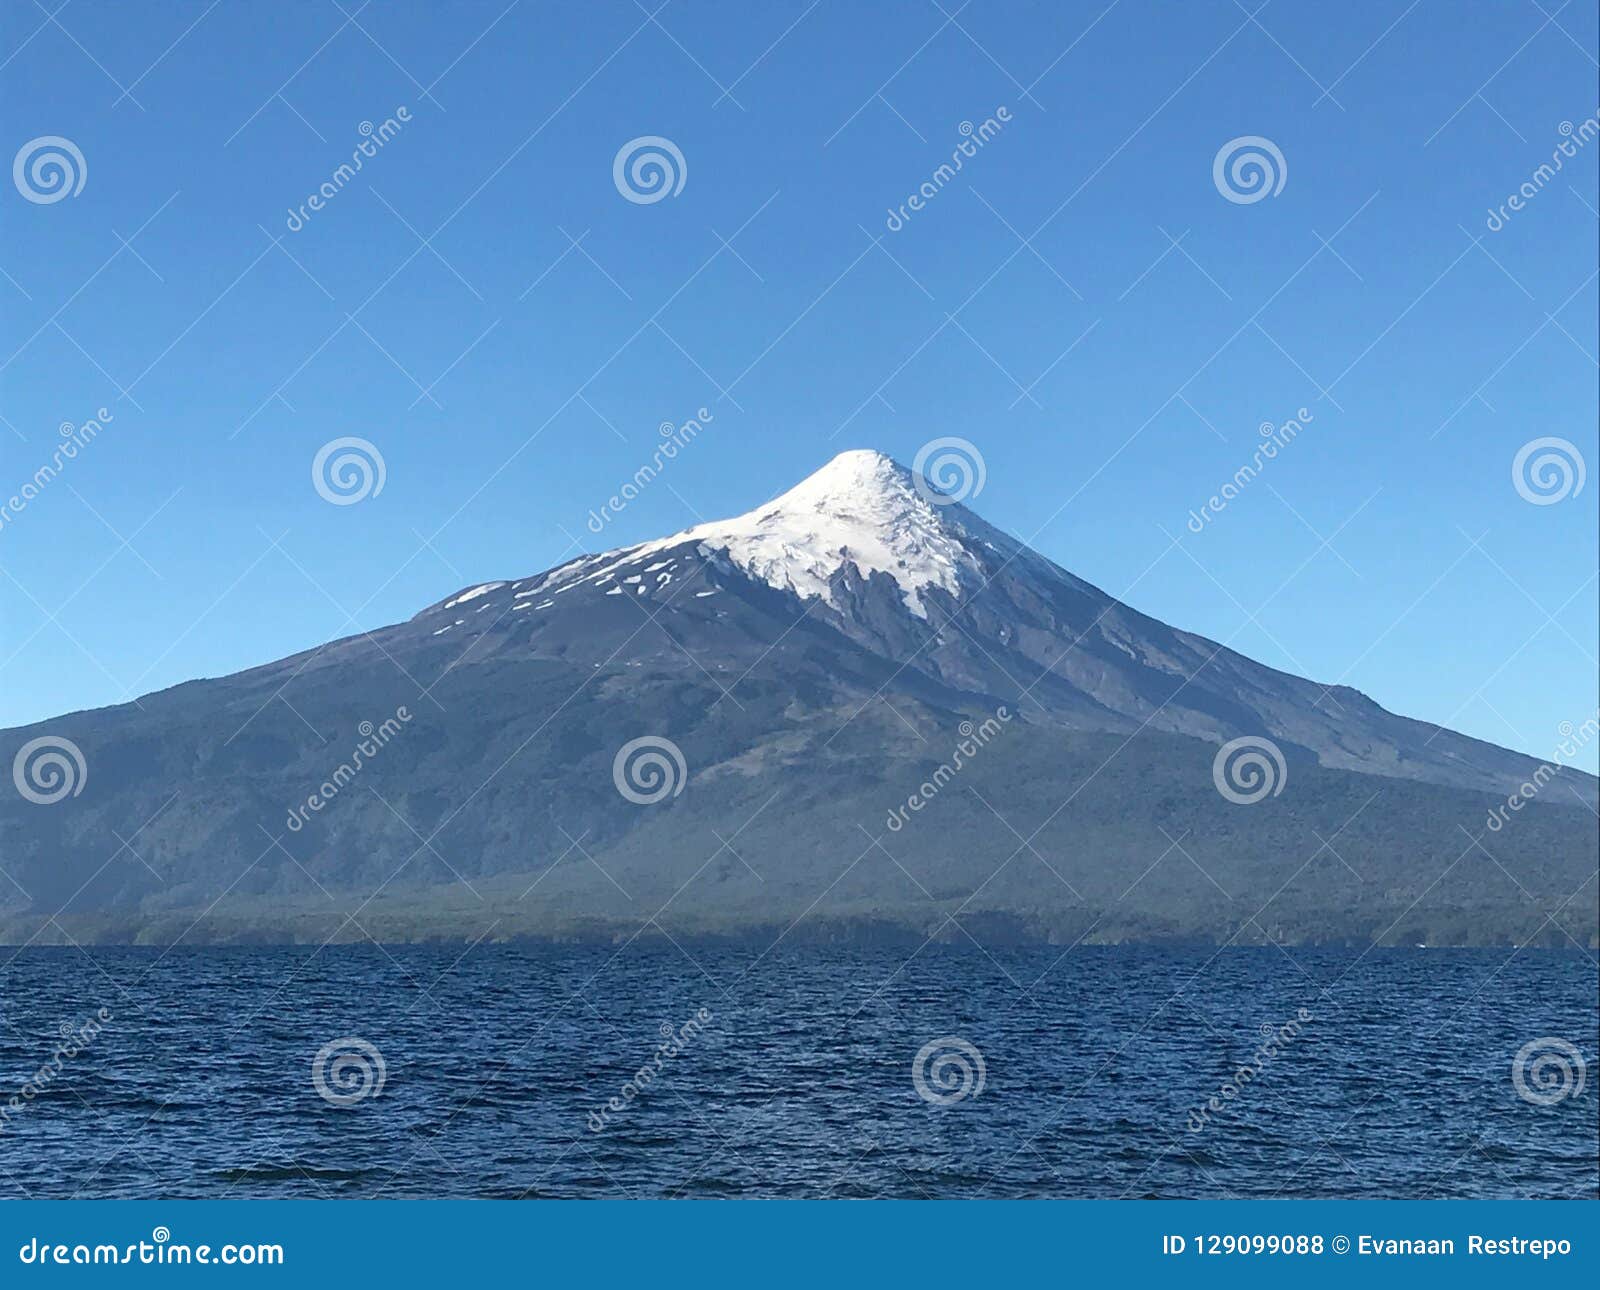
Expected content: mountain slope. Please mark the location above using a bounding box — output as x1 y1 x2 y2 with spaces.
0 450 1593 946
418 449 1590 801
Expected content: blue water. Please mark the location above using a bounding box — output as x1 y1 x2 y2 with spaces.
0 945 1593 1198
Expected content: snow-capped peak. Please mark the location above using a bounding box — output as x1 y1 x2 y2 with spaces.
546 449 1001 619
674 449 978 617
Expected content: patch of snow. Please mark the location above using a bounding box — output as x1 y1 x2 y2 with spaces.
445 582 505 608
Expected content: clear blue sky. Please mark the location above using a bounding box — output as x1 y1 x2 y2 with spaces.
2 0 1596 770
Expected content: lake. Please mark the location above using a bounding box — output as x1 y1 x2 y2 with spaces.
0 944 1593 1198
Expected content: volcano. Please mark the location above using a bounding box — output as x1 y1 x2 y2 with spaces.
2 450 1593 947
